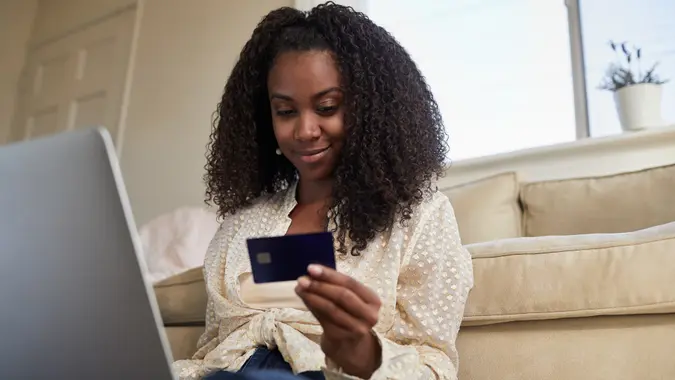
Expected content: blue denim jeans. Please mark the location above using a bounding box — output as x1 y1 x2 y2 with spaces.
203 347 325 380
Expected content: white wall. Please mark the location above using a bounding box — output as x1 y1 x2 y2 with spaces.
295 0 368 12
120 0 292 224
0 0 37 144
28 0 135 45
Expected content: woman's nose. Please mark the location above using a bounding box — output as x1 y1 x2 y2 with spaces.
295 112 321 141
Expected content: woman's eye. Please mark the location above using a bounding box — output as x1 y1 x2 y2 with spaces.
317 105 337 113
276 109 295 116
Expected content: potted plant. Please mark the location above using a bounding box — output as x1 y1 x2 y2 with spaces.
599 41 669 132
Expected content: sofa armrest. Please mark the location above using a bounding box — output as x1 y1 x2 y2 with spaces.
463 222 675 326
154 267 207 325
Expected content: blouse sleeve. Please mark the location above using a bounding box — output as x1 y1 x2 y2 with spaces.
325 195 474 380
172 218 234 380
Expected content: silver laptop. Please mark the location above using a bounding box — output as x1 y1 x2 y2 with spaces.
0 128 176 379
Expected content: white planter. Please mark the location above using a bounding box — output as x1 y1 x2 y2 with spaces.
613 83 665 132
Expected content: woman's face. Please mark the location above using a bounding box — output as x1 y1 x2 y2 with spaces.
267 50 345 182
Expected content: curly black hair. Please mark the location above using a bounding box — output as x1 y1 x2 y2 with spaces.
204 2 448 255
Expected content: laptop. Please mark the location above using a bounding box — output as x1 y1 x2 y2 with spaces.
0 128 176 379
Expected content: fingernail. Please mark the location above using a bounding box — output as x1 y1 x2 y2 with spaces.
307 264 322 276
297 276 311 289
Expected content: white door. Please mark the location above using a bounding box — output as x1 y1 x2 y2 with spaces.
8 8 135 146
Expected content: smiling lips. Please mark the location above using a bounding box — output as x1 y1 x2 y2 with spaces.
297 146 330 163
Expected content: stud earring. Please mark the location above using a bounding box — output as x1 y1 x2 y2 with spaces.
275 148 282 156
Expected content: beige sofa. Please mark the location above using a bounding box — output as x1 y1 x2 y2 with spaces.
154 162 675 379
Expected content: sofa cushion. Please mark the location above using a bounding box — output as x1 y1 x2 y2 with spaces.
521 163 675 237
463 221 675 326
154 223 675 327
153 267 207 324
441 172 522 244
164 326 204 360
457 314 675 380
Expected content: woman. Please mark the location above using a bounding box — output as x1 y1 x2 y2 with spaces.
173 3 473 380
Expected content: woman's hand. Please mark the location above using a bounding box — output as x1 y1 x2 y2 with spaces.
295 264 382 379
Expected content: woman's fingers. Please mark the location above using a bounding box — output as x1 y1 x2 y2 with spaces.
296 288 370 334
307 265 381 307
297 274 379 326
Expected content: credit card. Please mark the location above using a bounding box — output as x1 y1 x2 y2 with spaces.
246 231 336 283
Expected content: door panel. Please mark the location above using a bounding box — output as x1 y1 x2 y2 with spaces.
72 91 107 130
36 55 69 107
9 8 135 146
29 106 59 138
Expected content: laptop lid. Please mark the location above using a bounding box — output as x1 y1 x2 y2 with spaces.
0 128 176 379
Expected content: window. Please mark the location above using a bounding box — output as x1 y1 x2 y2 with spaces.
295 0 674 160
580 0 675 137
368 0 577 160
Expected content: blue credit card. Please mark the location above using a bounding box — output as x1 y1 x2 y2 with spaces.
246 232 336 283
